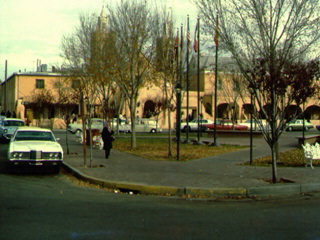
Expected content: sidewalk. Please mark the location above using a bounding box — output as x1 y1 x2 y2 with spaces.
57 131 320 198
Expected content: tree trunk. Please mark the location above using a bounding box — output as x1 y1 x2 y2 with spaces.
167 105 172 157
130 100 137 149
271 143 278 183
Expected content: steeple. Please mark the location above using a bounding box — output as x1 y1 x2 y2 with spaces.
98 3 108 32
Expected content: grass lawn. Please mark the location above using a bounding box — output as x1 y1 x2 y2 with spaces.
241 148 310 167
113 137 247 161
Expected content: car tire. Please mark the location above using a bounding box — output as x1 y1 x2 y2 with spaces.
183 126 191 132
52 166 60 174
75 129 82 135
287 126 293 131
201 126 208 132
150 129 156 133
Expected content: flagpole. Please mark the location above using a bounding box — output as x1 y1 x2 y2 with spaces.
212 12 219 146
196 16 202 145
185 15 190 143
180 23 183 86
175 27 181 161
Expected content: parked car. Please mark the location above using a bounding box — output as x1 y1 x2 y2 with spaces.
285 119 314 131
0 118 25 142
238 119 270 131
8 127 63 172
206 119 248 131
181 119 214 132
68 118 105 134
135 119 162 133
110 118 131 133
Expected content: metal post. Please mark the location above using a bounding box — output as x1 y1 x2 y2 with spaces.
194 17 203 145
212 13 219 146
185 15 190 143
80 93 87 167
175 83 182 161
250 92 253 165
4 60 7 111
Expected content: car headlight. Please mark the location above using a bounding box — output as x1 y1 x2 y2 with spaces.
12 152 28 158
4 129 8 133
43 152 62 159
49 153 60 158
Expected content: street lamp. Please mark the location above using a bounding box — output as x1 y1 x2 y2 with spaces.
199 96 203 137
175 83 182 161
248 83 255 165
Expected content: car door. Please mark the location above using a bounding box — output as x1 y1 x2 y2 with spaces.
0 120 4 137
135 120 144 132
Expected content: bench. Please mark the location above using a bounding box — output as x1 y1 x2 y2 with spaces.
75 131 83 143
297 135 320 146
92 135 103 149
302 142 320 169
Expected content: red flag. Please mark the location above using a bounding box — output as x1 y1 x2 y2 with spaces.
214 17 219 46
187 21 191 52
193 21 199 52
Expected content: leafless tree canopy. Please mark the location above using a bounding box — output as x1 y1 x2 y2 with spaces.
194 0 320 182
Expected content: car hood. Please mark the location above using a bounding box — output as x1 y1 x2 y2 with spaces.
9 141 63 152
4 126 19 134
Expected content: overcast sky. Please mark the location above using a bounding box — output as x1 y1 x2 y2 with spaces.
0 0 199 81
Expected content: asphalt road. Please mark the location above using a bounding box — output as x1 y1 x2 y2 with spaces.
2 131 320 240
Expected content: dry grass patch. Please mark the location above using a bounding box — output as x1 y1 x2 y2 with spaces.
242 148 312 167
114 138 247 161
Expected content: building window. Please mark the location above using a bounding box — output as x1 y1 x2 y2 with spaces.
217 79 222 90
54 81 62 88
233 81 240 92
72 80 80 89
36 79 45 89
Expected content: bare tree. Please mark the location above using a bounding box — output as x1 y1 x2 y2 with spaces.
216 72 246 126
106 0 164 148
194 0 320 182
61 12 101 167
153 9 178 157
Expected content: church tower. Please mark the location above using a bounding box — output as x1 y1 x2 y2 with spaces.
98 4 108 32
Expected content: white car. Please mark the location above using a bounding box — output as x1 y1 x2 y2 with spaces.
181 119 214 132
285 119 314 131
68 118 105 134
110 118 131 133
239 119 270 131
8 127 63 172
0 118 25 141
135 119 162 133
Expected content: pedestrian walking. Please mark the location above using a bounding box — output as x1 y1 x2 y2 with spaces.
101 122 114 159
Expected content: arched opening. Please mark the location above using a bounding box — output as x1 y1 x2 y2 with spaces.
205 102 212 116
284 105 302 121
217 102 239 120
242 103 254 119
305 105 320 120
143 100 156 118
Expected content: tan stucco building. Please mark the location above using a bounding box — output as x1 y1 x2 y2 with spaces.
1 56 319 130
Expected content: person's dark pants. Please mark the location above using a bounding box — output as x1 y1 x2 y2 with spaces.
105 147 111 159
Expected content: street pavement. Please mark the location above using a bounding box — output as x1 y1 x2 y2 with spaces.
56 130 320 198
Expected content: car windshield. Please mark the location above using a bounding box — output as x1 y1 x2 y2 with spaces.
14 131 55 141
4 120 25 127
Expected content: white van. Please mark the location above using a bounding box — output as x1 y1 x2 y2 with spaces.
135 119 162 133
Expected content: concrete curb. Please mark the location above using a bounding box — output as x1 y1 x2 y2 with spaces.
62 163 185 196
62 163 320 198
185 187 247 197
247 183 320 197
